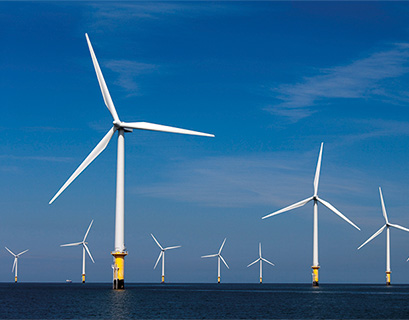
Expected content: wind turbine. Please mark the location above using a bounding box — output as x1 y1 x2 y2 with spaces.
358 187 409 285
247 243 275 284
49 34 214 289
201 238 229 283
262 143 360 286
60 220 95 283
5 247 29 283
151 234 181 283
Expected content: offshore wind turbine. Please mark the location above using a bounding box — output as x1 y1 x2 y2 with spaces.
201 238 229 283
49 34 214 289
60 220 95 283
5 247 29 283
151 234 181 283
262 143 360 286
358 187 409 285
247 243 275 284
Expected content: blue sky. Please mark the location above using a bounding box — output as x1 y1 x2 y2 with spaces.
3 2 409 283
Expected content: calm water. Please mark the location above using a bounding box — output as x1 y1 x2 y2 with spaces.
0 283 409 319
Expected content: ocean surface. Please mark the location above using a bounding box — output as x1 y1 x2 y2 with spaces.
1 283 409 319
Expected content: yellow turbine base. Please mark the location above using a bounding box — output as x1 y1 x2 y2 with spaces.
82 274 85 283
312 266 320 286
218 276 220 284
161 275 165 283
260 277 262 284
112 251 128 290
386 271 391 286
14 276 17 283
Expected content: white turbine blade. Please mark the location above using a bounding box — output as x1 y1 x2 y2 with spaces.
12 258 17 272
17 249 29 256
219 238 227 254
201 254 218 258
121 122 214 138
60 242 82 247
49 127 115 204
220 255 229 269
313 142 324 196
357 225 386 250
85 33 120 123
5 247 16 257
83 220 94 242
262 196 314 220
379 187 389 224
164 245 181 251
259 243 262 258
247 258 260 268
389 223 409 233
153 251 163 269
317 197 360 231
262 258 275 266
150 234 163 250
83 244 95 263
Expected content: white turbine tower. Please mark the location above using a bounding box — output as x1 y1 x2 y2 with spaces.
151 234 181 283
201 238 229 283
358 187 409 285
5 247 29 283
247 243 275 284
262 143 360 286
49 34 214 289
60 220 95 283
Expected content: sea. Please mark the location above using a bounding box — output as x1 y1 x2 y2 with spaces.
0 283 408 319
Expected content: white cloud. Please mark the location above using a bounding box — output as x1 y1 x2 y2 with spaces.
267 43 409 122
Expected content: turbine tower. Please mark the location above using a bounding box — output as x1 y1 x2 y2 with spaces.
5 247 29 283
60 220 95 283
151 234 181 283
247 243 275 284
358 187 409 285
49 34 214 289
201 238 229 283
262 143 360 286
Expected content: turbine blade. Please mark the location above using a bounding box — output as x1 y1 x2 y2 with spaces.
247 258 260 268
219 238 227 254
313 142 324 196
262 258 275 266
379 187 389 224
60 242 82 247
83 244 95 263
150 234 163 250
17 249 29 256
317 197 360 230
12 258 16 272
83 220 94 242
49 127 115 204
85 33 120 123
154 251 163 269
262 196 314 220
5 247 16 257
121 122 214 137
389 223 409 233
357 225 386 250
201 254 218 258
164 246 181 251
220 255 229 269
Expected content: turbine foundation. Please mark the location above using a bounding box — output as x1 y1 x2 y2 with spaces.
112 251 127 290
161 275 165 284
312 266 320 286
260 277 262 284
82 274 85 283
386 271 391 286
14 276 17 283
218 276 220 284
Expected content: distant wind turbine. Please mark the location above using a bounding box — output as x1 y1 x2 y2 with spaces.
49 33 214 289
202 238 229 283
151 234 181 283
247 243 275 284
61 220 95 283
5 247 29 283
262 143 360 286
358 187 409 285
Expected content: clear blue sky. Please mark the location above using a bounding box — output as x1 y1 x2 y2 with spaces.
2 1 409 283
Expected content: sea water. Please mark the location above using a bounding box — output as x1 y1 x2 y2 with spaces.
0 283 409 319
